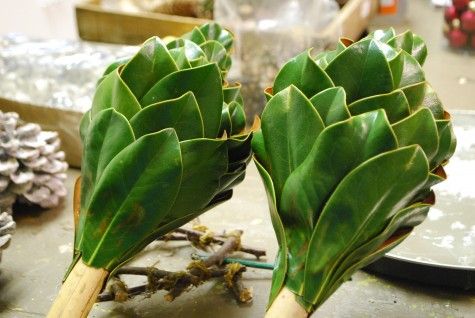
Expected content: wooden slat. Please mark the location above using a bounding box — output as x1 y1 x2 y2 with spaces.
0 97 83 168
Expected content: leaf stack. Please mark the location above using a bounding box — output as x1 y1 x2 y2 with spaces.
49 23 252 318
253 28 457 316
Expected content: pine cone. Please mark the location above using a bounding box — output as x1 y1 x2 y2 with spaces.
0 111 68 212
0 211 15 261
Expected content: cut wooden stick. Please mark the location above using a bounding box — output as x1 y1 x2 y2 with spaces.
265 287 308 318
48 259 108 318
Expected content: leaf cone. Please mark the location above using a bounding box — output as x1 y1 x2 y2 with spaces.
254 28 456 314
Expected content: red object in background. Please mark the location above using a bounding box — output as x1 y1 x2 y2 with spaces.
471 35 475 48
445 6 459 22
461 10 475 31
461 2 475 31
449 28 469 47
453 0 470 11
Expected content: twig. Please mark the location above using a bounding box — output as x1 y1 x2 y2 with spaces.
167 227 266 259
96 233 251 303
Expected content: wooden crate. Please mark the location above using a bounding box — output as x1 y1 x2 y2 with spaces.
76 0 379 45
0 97 83 168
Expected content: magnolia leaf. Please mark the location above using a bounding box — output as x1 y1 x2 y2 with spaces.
198 22 233 51
130 92 204 140
388 52 404 89
314 39 348 69
303 146 429 303
92 69 141 119
388 31 428 66
277 110 398 293
273 50 334 97
164 138 228 221
251 130 269 171
280 110 398 226
398 51 425 88
261 86 325 199
79 129 183 270
401 82 427 110
392 108 439 163
79 110 91 143
348 89 411 123
369 28 396 42
309 87 350 125
200 40 229 71
420 83 445 119
219 104 232 136
431 119 457 168
79 109 135 234
229 101 246 135
141 63 223 138
255 159 288 306
223 83 243 104
121 37 178 99
182 27 206 45
166 39 206 61
168 48 192 70
325 39 394 103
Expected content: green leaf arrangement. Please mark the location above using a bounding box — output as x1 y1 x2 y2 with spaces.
254 28 457 317
48 23 252 317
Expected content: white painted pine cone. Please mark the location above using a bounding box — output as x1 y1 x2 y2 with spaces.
0 111 68 211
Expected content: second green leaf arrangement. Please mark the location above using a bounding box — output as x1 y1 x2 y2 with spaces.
252 28 456 317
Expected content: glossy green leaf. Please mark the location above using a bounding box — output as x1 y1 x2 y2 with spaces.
398 51 425 88
79 110 91 143
166 39 206 61
388 31 428 66
219 103 232 136
388 52 404 89
431 119 457 167
168 47 192 70
130 92 204 140
197 22 233 51
80 108 135 216
348 89 411 123
251 130 269 171
229 101 246 135
314 39 349 69
273 50 334 97
309 87 350 125
91 69 141 119
280 110 397 227
102 57 129 77
79 129 183 270
369 28 396 42
183 27 206 45
392 108 439 162
141 63 223 138
325 39 393 103
120 37 178 99
327 201 430 292
420 83 445 119
200 40 229 72
254 159 288 306
401 82 427 110
303 146 429 303
165 138 228 221
223 83 243 104
261 86 325 199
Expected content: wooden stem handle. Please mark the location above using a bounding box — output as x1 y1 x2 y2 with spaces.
48 259 108 318
265 287 309 318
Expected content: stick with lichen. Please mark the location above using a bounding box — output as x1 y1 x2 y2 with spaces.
48 23 253 317
253 28 456 317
